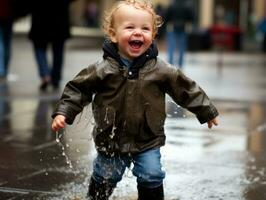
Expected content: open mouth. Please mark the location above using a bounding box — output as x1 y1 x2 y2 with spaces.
129 40 143 49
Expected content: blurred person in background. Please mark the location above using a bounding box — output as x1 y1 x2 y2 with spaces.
0 0 13 81
29 0 75 91
85 0 99 27
165 0 194 69
257 15 266 52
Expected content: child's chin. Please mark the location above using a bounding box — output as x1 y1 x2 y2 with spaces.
129 51 143 58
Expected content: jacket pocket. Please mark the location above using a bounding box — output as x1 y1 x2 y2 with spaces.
145 107 166 135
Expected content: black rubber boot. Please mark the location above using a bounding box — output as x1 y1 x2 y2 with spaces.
87 178 114 200
137 184 164 200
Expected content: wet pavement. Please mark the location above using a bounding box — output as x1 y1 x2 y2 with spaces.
0 35 266 200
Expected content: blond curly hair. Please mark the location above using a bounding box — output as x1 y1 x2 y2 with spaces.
102 0 163 39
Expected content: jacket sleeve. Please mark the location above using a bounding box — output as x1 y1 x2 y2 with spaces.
52 64 99 124
167 68 219 124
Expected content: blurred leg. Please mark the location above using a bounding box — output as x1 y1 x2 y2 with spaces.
167 31 176 65
51 39 65 88
0 26 5 77
176 31 187 69
263 33 266 52
33 41 49 78
3 21 13 76
33 41 50 90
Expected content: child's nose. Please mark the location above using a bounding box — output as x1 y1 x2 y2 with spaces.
133 29 142 36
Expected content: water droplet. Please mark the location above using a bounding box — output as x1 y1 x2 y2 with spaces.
66 143 70 148
45 172 48 176
253 177 260 182
76 149 80 153
62 152 65 156
110 152 115 157
56 138 60 143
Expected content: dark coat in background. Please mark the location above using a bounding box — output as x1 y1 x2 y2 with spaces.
0 0 14 78
165 0 194 32
0 0 13 21
29 0 73 43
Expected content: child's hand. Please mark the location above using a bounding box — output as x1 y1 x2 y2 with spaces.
207 118 218 129
51 115 66 132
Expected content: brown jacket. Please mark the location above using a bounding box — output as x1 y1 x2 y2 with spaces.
53 57 218 154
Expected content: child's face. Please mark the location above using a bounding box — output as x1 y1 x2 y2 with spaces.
109 4 154 60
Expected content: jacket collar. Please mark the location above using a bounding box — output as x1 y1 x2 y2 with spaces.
102 39 158 79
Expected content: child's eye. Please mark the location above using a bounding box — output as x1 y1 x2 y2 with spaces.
143 27 151 31
126 26 134 29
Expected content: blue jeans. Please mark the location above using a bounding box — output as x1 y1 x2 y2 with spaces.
92 148 165 188
33 40 65 86
0 21 13 77
167 30 187 68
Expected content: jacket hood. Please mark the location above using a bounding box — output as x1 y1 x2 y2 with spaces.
102 39 158 79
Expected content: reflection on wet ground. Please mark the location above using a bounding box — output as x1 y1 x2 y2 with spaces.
0 36 266 199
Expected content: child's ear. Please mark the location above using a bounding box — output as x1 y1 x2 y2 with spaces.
108 28 117 43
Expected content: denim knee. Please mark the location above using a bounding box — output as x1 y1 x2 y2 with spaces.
92 153 129 185
132 149 165 188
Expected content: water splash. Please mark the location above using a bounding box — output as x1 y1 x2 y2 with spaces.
110 111 117 139
56 131 73 169
74 106 94 141
125 164 134 178
104 107 110 124
166 100 185 118
104 107 117 139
